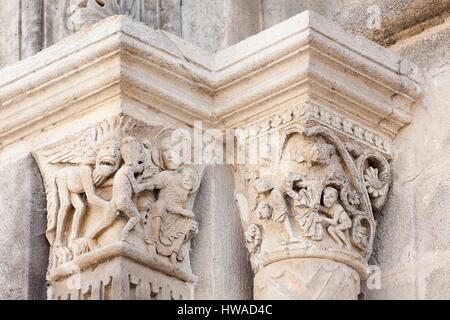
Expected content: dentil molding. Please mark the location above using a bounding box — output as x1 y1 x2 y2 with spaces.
0 10 422 300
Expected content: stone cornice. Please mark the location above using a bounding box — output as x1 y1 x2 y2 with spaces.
0 11 422 150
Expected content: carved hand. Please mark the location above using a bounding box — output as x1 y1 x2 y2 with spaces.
314 204 325 211
142 182 155 191
322 217 337 225
181 209 195 218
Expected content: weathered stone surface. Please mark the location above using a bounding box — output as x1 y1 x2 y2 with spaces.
364 54 450 299
160 0 182 36
191 165 253 299
181 0 227 53
390 16 450 72
0 1 20 68
262 0 450 46
225 0 262 48
2 0 449 64
181 0 262 52
0 156 48 300
3 5 448 300
262 0 331 29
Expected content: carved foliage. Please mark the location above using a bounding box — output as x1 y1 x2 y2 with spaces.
69 0 142 30
235 123 391 272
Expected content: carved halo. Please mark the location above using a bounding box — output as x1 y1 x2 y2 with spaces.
151 128 191 170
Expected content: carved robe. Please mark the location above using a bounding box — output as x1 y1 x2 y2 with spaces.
152 171 193 259
289 179 324 241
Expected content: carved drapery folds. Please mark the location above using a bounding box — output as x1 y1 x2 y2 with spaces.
33 115 201 300
234 103 392 300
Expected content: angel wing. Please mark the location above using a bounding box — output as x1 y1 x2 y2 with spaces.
41 116 132 165
41 127 98 165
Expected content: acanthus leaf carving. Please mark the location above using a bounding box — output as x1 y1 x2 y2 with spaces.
69 0 142 31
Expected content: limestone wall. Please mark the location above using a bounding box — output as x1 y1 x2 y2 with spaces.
1 0 449 66
363 16 450 299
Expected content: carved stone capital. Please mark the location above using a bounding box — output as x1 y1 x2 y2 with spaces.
33 115 201 299
234 115 391 299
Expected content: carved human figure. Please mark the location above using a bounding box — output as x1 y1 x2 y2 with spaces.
87 136 153 242
245 224 262 254
146 165 199 264
315 187 352 249
49 139 121 264
253 179 299 241
286 174 324 241
153 128 187 171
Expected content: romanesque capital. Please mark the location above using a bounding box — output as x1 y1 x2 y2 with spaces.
234 103 392 299
34 115 201 300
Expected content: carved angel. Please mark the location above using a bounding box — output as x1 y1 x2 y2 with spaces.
37 118 128 267
145 165 200 264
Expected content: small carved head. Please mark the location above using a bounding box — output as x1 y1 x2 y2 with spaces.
161 144 183 170
245 224 262 253
121 136 144 172
93 139 122 185
323 187 339 208
179 166 200 193
256 202 273 220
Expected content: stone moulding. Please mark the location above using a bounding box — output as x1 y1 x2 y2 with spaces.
0 11 421 150
0 10 422 300
48 242 196 283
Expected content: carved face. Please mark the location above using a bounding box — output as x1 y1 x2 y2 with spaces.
257 202 273 220
246 224 261 242
161 145 183 170
121 136 145 172
323 187 339 208
181 170 195 191
93 139 122 185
